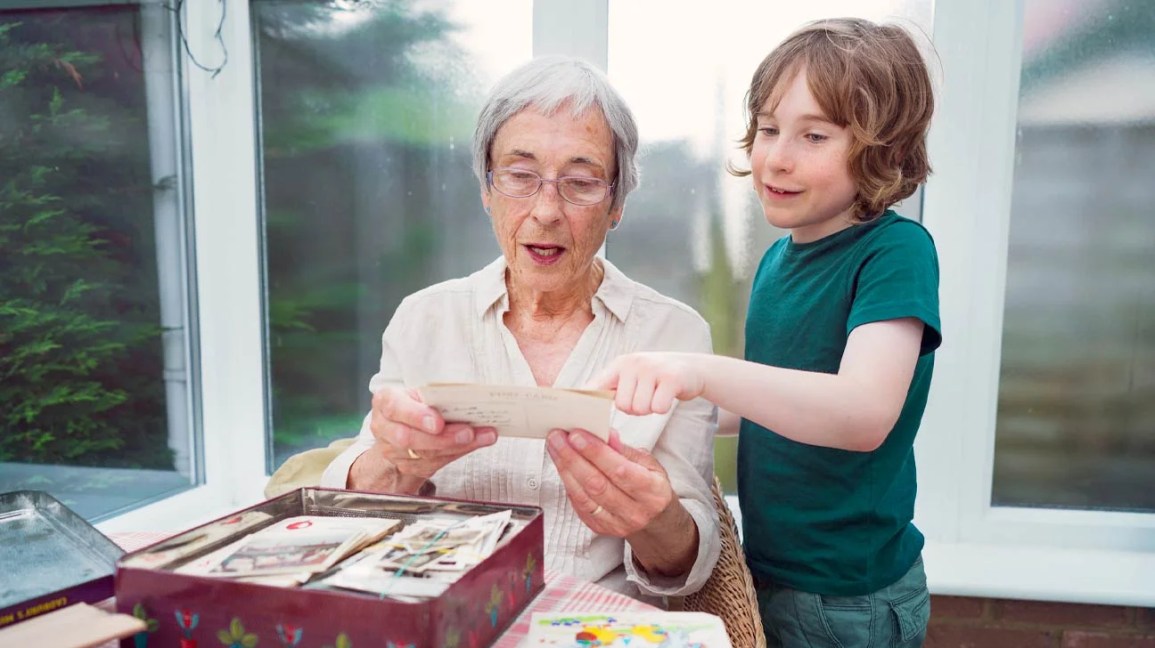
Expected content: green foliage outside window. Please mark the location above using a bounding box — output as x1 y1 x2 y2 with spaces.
0 17 170 469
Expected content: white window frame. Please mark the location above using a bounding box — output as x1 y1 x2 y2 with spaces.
917 0 1155 607
0 0 264 531
99 0 268 532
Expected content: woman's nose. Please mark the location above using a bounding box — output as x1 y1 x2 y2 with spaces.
530 180 565 223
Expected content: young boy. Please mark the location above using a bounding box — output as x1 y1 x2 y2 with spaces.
593 18 940 648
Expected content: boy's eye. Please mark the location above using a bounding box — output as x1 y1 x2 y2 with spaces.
757 126 779 136
805 133 828 143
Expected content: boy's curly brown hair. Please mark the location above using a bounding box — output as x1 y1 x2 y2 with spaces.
734 18 935 222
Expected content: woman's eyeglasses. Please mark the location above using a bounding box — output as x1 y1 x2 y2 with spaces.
487 168 614 206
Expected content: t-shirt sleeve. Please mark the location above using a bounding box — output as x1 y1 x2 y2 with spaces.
846 221 942 356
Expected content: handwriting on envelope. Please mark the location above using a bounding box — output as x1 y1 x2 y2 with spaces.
417 383 614 442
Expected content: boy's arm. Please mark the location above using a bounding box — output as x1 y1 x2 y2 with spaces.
595 317 924 452
716 407 741 437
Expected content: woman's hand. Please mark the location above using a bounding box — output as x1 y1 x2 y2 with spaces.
546 428 698 576
349 386 497 493
591 352 705 416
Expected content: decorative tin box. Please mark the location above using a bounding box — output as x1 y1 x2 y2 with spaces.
115 488 545 648
0 490 123 629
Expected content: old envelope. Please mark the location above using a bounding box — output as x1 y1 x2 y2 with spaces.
417 383 614 441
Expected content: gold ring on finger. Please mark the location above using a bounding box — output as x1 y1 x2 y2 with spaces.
591 505 603 516
407 447 422 460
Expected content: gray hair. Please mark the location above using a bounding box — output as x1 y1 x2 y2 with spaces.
472 56 640 212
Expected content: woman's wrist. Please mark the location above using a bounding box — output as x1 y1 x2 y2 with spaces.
395 471 436 496
348 450 436 496
628 500 699 577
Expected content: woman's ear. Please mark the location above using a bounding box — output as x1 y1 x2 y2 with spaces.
608 206 624 232
480 188 492 215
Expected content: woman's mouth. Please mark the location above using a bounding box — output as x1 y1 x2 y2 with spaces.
525 244 565 264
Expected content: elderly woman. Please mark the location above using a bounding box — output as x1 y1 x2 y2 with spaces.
319 56 720 602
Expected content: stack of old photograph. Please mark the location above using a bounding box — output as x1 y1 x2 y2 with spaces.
123 509 516 601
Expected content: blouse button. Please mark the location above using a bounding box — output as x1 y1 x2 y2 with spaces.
526 476 539 490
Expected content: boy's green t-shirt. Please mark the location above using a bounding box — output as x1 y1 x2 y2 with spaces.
738 210 942 596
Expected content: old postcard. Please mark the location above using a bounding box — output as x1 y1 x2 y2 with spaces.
321 566 451 599
120 510 274 569
417 383 613 441
176 515 400 581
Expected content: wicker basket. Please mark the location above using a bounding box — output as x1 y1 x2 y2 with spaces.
681 476 766 648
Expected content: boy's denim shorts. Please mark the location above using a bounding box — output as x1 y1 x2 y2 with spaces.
755 556 930 648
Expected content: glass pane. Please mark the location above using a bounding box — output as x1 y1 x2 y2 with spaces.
254 1 531 467
993 0 1155 511
608 1 934 492
0 6 197 519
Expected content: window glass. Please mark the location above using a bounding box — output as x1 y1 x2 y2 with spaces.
607 1 934 491
253 0 532 467
0 6 196 519
993 0 1155 511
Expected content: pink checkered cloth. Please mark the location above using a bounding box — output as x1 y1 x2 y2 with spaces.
108 532 657 648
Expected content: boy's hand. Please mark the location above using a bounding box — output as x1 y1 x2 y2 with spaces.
591 352 705 415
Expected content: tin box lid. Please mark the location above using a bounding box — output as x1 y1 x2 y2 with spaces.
0 490 123 625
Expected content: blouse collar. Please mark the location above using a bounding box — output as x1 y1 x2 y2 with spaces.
473 256 633 322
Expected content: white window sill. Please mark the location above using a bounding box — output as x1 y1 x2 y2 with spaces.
922 541 1154 607
728 495 1154 607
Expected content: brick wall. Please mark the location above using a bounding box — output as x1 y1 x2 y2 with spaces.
928 596 1155 647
